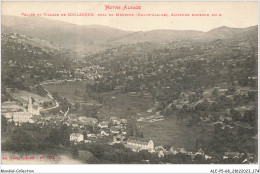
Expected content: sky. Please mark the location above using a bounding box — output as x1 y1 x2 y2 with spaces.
1 1 258 32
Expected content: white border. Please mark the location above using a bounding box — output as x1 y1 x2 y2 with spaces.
0 0 259 174
1 164 260 174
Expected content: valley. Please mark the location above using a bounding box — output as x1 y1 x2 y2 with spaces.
1 16 258 164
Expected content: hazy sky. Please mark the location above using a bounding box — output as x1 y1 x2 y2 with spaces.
2 1 258 31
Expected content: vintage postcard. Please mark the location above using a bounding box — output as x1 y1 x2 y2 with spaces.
1 1 259 173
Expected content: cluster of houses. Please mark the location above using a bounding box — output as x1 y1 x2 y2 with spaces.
69 119 156 153
156 146 255 164
66 114 255 163
69 120 255 164
69 116 127 144
73 65 104 80
2 94 256 164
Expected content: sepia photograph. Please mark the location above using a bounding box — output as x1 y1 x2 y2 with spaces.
0 1 259 173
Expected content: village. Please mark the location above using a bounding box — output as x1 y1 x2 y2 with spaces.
1 84 256 164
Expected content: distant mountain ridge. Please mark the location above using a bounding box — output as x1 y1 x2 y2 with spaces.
2 15 258 54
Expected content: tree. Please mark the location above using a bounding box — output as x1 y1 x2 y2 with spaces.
83 93 89 102
175 153 192 164
171 104 176 110
31 97 35 103
163 144 171 150
193 154 207 164
43 102 49 109
74 102 80 110
46 128 62 146
164 154 178 164
164 107 173 117
1 115 7 133
210 102 221 112
243 109 257 127
138 150 151 160
89 144 105 159
83 131 88 140
212 89 219 97
126 118 136 137
60 124 71 146
225 86 236 95
182 104 189 112
196 88 204 98
71 144 79 159
5 128 36 152
195 100 209 112
74 88 80 96
230 108 241 121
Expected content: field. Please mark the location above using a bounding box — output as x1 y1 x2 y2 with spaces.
43 81 88 102
140 117 214 151
43 82 214 151
43 81 153 119
97 91 154 120
11 89 52 104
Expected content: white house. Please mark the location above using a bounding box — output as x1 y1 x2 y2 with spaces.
100 130 109 136
125 137 154 152
81 117 98 125
110 117 120 124
110 126 120 134
121 119 127 124
12 112 32 123
98 122 109 129
87 133 96 138
170 147 188 155
122 131 127 135
158 150 165 158
84 140 92 143
70 133 84 142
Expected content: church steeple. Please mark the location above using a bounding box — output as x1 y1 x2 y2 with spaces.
28 96 33 113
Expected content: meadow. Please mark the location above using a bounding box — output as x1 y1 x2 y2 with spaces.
140 117 214 151
11 89 52 104
42 82 213 150
43 80 88 102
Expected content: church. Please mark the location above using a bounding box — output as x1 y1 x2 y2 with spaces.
27 97 40 116
3 96 40 124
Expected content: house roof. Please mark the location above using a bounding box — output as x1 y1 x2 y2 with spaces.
178 147 187 154
224 152 240 157
170 146 176 152
234 121 253 129
214 121 223 125
82 117 98 123
164 151 173 156
252 134 258 140
13 112 32 117
70 133 83 137
127 136 151 145
197 148 204 154
124 144 141 151
155 146 165 151
99 122 109 127
110 116 119 120
101 130 109 134
68 113 77 118
31 115 42 121
110 127 120 132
